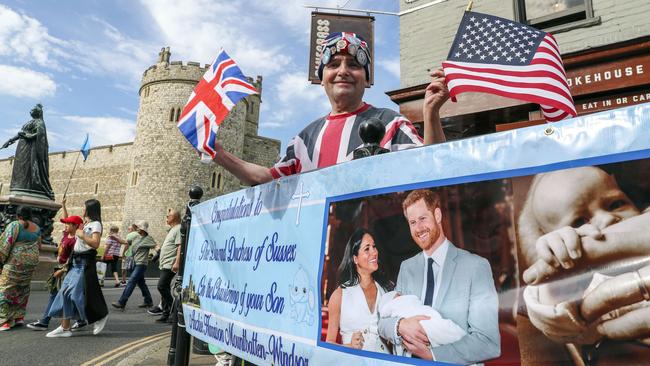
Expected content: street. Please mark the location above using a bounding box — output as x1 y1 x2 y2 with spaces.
0 278 172 366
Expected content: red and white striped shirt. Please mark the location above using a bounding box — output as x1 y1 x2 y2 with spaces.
270 103 423 179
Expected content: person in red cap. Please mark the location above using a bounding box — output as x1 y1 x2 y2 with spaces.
45 198 109 337
27 201 83 331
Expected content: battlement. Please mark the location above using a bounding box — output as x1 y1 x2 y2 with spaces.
140 47 265 99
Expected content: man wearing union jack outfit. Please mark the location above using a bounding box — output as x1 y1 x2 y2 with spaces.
212 32 449 184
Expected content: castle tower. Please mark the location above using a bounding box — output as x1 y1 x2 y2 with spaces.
121 47 278 243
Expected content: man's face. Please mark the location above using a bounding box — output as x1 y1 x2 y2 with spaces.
165 212 174 226
321 54 367 106
405 198 443 253
533 167 640 233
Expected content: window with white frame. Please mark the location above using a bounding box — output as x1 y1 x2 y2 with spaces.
515 0 598 31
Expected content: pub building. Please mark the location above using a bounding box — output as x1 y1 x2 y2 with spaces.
390 0 650 137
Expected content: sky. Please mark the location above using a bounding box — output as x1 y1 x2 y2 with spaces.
0 0 403 159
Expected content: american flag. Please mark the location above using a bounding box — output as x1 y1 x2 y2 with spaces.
177 49 257 159
442 11 576 122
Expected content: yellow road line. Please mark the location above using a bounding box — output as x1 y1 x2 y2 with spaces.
80 331 171 366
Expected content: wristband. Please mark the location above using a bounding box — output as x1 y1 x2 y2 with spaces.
396 317 404 338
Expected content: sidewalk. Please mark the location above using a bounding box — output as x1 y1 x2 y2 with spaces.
118 335 220 366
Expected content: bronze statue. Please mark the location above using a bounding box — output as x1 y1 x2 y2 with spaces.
1 104 54 200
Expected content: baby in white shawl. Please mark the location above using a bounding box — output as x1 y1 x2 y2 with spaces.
378 291 466 356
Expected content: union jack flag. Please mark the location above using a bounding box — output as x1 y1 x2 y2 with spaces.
442 11 576 122
177 49 257 159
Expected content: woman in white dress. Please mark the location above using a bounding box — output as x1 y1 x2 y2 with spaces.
326 228 393 353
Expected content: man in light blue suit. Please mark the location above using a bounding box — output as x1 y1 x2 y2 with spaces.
378 189 500 364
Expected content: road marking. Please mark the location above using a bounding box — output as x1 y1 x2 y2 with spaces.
80 331 171 366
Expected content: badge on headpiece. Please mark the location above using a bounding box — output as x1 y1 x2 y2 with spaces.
356 49 368 66
347 44 358 57
345 34 361 46
336 39 347 52
321 47 332 66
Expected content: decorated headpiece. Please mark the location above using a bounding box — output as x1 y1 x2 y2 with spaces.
317 32 371 81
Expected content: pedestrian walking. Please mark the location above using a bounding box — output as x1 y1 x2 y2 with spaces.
111 220 156 310
46 199 109 337
118 224 139 285
27 212 80 331
103 225 123 287
150 209 181 323
0 206 41 331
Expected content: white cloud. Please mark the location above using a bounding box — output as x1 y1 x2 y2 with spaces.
139 0 297 77
0 64 56 98
61 115 136 146
378 57 400 79
0 4 156 91
70 17 155 85
276 72 327 104
0 4 65 69
259 71 330 129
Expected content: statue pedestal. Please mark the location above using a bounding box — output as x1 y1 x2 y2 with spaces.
0 194 61 246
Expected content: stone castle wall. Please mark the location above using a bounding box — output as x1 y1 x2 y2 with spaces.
0 47 280 245
0 143 132 239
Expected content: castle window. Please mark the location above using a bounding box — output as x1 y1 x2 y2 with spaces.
62 151 66 159
211 172 217 188
169 108 175 122
94 182 99 195
0 183 3 194
217 173 223 190
143 86 150 97
131 171 139 186
175 108 181 122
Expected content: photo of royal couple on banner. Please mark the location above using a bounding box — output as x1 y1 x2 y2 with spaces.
321 158 650 365
323 189 501 365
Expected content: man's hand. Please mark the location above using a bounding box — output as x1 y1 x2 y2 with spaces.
402 338 433 360
211 140 225 163
398 315 430 345
580 264 650 340
422 68 449 145
172 258 180 273
53 270 64 278
423 68 449 117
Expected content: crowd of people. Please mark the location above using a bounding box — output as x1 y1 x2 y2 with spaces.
0 197 183 336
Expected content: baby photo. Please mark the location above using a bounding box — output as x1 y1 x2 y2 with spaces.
513 160 650 365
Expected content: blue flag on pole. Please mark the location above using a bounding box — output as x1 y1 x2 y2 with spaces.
80 133 90 161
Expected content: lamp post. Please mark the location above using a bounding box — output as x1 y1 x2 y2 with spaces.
168 186 203 366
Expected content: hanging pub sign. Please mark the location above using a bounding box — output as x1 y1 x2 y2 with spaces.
308 12 375 85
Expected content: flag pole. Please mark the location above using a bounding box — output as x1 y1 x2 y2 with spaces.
466 0 473 11
63 151 81 199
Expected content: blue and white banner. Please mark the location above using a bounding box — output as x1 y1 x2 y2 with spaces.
183 103 650 365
